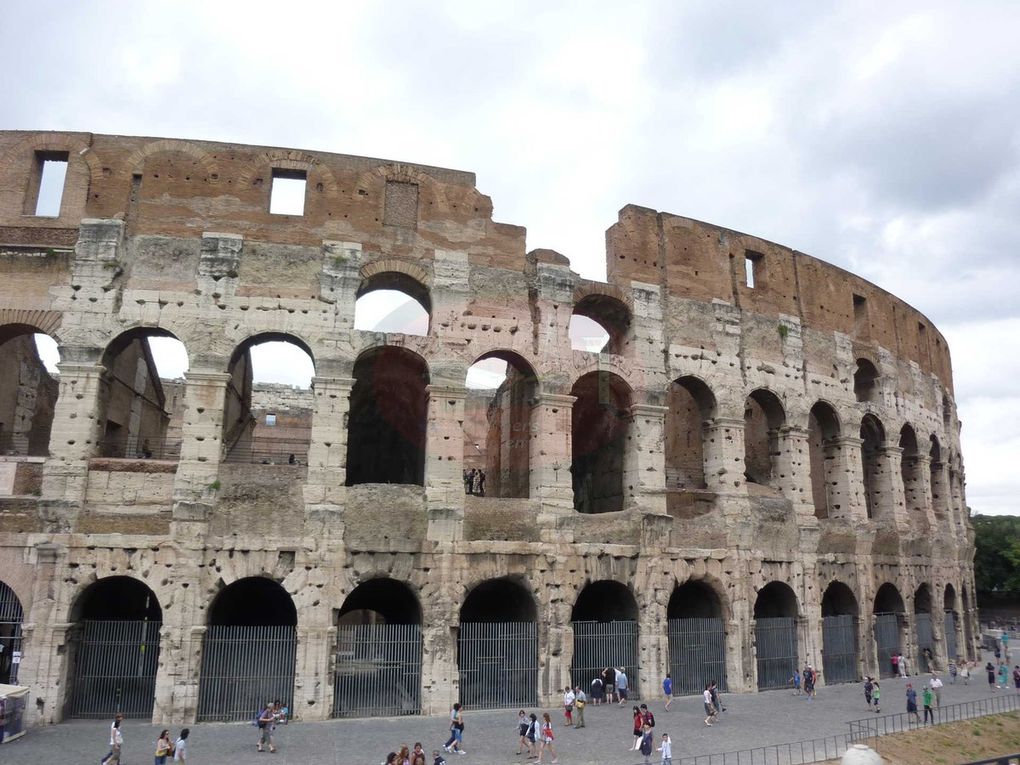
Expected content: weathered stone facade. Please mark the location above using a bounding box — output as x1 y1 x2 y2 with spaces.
0 130 975 725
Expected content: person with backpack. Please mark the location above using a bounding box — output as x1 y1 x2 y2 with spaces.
442 703 465 755
863 676 874 709
525 713 539 757
257 701 276 753
639 723 654 764
702 684 716 726
709 680 725 714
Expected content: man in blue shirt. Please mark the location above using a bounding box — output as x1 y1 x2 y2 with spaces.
662 673 673 710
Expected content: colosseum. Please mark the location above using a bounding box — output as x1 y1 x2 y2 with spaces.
0 130 975 726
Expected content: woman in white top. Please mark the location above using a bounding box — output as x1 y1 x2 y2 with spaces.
703 685 716 726
173 728 189 762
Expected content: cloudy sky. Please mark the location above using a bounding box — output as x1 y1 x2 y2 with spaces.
2 1 1018 515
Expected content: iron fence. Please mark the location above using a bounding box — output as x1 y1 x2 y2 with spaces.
755 617 797 690
67 619 161 718
197 625 296 722
458 621 537 709
332 623 422 718
223 439 310 465
946 610 959 660
0 581 24 685
873 612 901 678
848 692 1020 744
571 620 639 698
821 615 858 685
97 436 181 460
916 612 934 671
668 617 728 694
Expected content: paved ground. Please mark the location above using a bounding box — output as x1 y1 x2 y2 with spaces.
2 663 1012 765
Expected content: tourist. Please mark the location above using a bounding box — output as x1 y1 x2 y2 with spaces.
432 750 447 765
411 742 427 765
702 684 716 726
536 712 558 764
987 660 998 689
948 659 958 684
639 723 654 764
960 660 971 684
803 665 816 700
397 744 411 765
617 667 630 703
891 653 899 677
922 685 934 725
573 686 587 728
603 666 616 704
999 662 1009 690
563 686 575 727
443 703 465 755
898 653 909 678
526 713 539 756
863 676 874 709
872 681 881 713
257 701 276 753
155 729 173 765
662 673 673 711
630 705 644 749
641 702 656 732
516 710 531 755
658 732 673 765
905 683 920 725
923 647 934 672
101 714 124 765
1013 665 1020 692
790 668 801 695
590 673 604 705
172 728 189 763
709 681 725 714
930 673 943 707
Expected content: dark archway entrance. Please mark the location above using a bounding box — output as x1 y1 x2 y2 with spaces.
198 578 297 722
873 583 905 678
754 582 799 690
914 584 934 672
0 581 24 684
571 372 632 514
67 577 162 718
667 580 727 694
570 581 639 696
821 581 859 684
332 578 422 718
458 578 537 709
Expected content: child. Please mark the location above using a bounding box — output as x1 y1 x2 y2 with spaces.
790 668 801 695
432 751 447 765
872 681 881 713
639 723 654 765
658 732 673 765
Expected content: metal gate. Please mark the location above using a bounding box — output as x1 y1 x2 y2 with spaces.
458 622 537 709
0 582 23 685
197 625 296 722
916 612 934 671
571 620 638 697
68 620 161 718
332 623 421 718
755 617 797 690
945 611 958 662
667 617 728 694
874 612 901 678
822 615 858 684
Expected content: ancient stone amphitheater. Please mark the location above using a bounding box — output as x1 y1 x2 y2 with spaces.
0 131 975 725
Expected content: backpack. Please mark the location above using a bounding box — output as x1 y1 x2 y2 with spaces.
640 734 652 756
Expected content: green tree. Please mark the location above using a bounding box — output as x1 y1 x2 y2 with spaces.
973 514 1020 596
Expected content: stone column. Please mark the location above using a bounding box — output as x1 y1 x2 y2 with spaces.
625 403 668 514
912 454 936 527
425 384 466 540
637 595 669 699
703 417 745 496
293 624 334 721
420 595 459 715
880 444 908 527
775 426 815 517
824 436 863 521
18 542 65 724
861 611 879 679
303 376 354 509
529 393 576 512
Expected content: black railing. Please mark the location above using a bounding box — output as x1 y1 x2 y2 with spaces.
959 756 1020 765
96 436 182 460
848 693 1020 744
223 439 310 465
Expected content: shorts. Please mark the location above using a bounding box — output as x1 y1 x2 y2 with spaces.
606 684 615 694
618 688 628 700
704 703 714 715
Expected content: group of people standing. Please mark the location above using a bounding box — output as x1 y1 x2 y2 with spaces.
789 665 819 698
514 709 560 763
587 666 630 704
462 469 486 496
98 713 189 765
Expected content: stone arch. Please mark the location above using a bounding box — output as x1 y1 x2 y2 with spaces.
236 148 341 200
338 577 421 625
0 309 63 342
754 581 799 618
0 321 60 458
571 290 631 355
913 582 935 671
860 413 886 520
666 577 729 693
665 375 717 495
944 583 958 612
570 370 633 514
821 580 860 684
743 388 787 488
753 581 800 690
572 579 639 622
808 401 842 519
207 576 297 627
668 578 727 620
822 580 859 617
122 139 221 180
854 358 880 403
929 435 949 519
355 262 432 336
570 580 640 695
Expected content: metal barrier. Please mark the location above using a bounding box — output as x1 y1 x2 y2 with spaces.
848 693 1020 744
873 612 901 678
917 612 934 671
332 623 422 718
571 620 639 698
0 581 24 684
946 610 959 661
97 436 181 460
755 617 798 690
668 617 728 694
822 615 858 685
223 439 310 465
68 619 161 718
959 755 1020 765
458 621 537 709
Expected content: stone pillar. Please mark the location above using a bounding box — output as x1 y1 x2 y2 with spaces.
860 612 877 680
637 595 668 699
824 436 863 521
529 393 576 512
303 376 354 509
425 385 466 540
625 403 668 514
18 542 65 724
420 596 459 715
881 444 908 527
704 417 745 496
543 598 573 706
293 624 333 721
912 454 936 527
776 426 815 517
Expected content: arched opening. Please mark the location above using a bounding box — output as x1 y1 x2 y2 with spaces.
860 414 886 520
743 389 786 490
821 581 859 684
853 359 879 403
570 581 639 696
0 325 59 459
346 347 429 486
665 376 716 506
899 425 922 516
223 333 315 464
667 580 727 693
944 583 959 662
753 582 799 690
333 579 422 718
66 577 162 718
458 578 537 708
571 372 632 514
198 577 297 722
873 583 905 678
0 581 24 684
808 402 841 519
929 436 948 519
98 329 188 460
354 272 430 336
914 583 934 672
570 294 630 354
463 352 537 499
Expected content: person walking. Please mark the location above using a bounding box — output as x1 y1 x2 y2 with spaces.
525 713 539 758
1013 665 1020 691
155 729 173 765
658 732 673 765
630 706 644 750
563 686 575 727
863 677 874 709
257 701 276 753
573 686 587 728
709 681 724 714
790 668 801 695
899 653 909 678
616 667 630 703
961 660 971 684
172 728 189 763
906 684 920 725
931 674 944 707
999 662 1010 690
702 685 716 726
639 723 654 765
987 661 998 690
101 713 124 765
443 703 465 755
948 659 958 684
662 673 673 711
872 681 881 713
536 712 558 764
922 685 934 725
516 710 531 756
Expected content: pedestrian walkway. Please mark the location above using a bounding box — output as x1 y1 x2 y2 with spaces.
3 671 1009 764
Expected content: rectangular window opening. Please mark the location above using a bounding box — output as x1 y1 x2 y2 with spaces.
853 293 868 334
744 251 763 289
31 151 69 217
265 413 277 427
269 169 307 215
